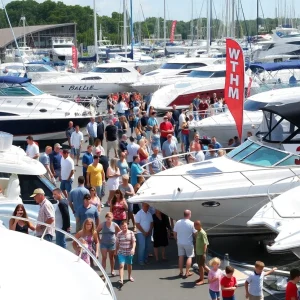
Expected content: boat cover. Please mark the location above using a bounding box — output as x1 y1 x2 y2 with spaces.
249 60 300 72
0 76 31 84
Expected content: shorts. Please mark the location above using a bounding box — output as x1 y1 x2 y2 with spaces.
197 254 206 267
177 244 194 257
127 201 133 212
249 295 264 300
100 243 116 251
209 289 220 300
60 179 73 192
71 148 80 156
113 219 126 226
222 296 235 300
118 254 133 265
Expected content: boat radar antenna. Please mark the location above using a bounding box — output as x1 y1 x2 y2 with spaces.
0 0 26 69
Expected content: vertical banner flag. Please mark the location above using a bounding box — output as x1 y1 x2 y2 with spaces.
72 46 78 69
224 39 245 140
170 21 177 43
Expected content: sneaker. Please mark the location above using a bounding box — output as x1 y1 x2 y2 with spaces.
101 203 104 208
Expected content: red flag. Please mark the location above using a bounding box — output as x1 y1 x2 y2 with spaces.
224 39 245 140
170 21 177 43
246 77 252 98
72 46 78 69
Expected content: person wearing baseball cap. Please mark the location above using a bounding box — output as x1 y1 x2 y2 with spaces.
31 188 55 241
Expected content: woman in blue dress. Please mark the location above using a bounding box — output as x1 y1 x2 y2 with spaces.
150 125 161 151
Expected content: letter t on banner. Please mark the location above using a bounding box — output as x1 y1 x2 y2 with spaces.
224 38 245 140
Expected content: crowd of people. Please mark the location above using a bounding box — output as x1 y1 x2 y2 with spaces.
11 91 289 299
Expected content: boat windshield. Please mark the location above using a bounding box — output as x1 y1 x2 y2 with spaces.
160 63 186 69
187 70 226 78
227 140 296 167
244 100 283 111
91 67 130 73
0 82 44 96
26 65 56 72
53 45 73 48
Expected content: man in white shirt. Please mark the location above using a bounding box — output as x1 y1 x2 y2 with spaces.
26 135 39 159
86 117 98 145
135 203 153 265
173 210 197 278
70 125 83 166
126 136 140 168
60 149 75 198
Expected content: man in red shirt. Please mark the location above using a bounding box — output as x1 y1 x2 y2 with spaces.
199 98 209 119
159 115 174 146
221 266 237 300
286 269 300 300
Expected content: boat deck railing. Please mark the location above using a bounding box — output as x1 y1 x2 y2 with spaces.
266 174 300 218
0 214 117 300
139 149 300 191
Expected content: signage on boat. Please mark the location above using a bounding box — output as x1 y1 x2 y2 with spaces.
224 38 245 140
69 85 97 91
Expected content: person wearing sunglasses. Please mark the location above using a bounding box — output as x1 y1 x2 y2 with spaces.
89 186 101 212
110 189 128 226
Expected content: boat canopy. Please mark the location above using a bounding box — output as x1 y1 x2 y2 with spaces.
0 76 31 84
259 102 300 143
249 60 300 73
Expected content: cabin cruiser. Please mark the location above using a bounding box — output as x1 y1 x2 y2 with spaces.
0 76 93 145
50 37 75 62
0 62 70 81
0 132 76 232
132 57 222 94
248 184 300 258
129 103 300 236
148 65 257 112
34 63 141 97
252 26 300 61
192 86 300 146
0 222 115 300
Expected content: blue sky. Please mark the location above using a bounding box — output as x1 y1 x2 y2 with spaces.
91 0 300 22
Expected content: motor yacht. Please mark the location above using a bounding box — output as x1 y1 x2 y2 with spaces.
0 132 76 232
192 86 300 146
248 184 300 258
50 37 75 62
0 62 70 81
148 64 257 112
129 103 300 236
0 76 93 145
252 26 300 61
132 57 222 95
34 63 141 97
0 223 115 300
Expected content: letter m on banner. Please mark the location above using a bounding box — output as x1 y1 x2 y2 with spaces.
224 39 245 140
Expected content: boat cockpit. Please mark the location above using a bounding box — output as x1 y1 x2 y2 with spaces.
0 77 44 97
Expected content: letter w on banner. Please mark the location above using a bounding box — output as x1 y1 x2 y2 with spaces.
72 46 78 69
224 39 245 140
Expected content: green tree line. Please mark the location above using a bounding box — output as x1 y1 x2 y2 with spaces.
0 0 299 46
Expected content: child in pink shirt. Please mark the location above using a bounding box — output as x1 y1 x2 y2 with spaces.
208 257 223 300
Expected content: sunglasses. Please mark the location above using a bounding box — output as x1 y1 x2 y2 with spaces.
90 189 95 191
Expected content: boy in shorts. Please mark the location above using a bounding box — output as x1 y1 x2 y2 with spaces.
286 268 300 300
221 266 237 300
245 261 277 300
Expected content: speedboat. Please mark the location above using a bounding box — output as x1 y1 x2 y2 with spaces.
192 86 300 146
148 65 257 111
34 63 141 97
132 57 222 95
129 102 300 236
0 76 93 145
0 132 76 232
0 223 115 300
248 184 300 258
